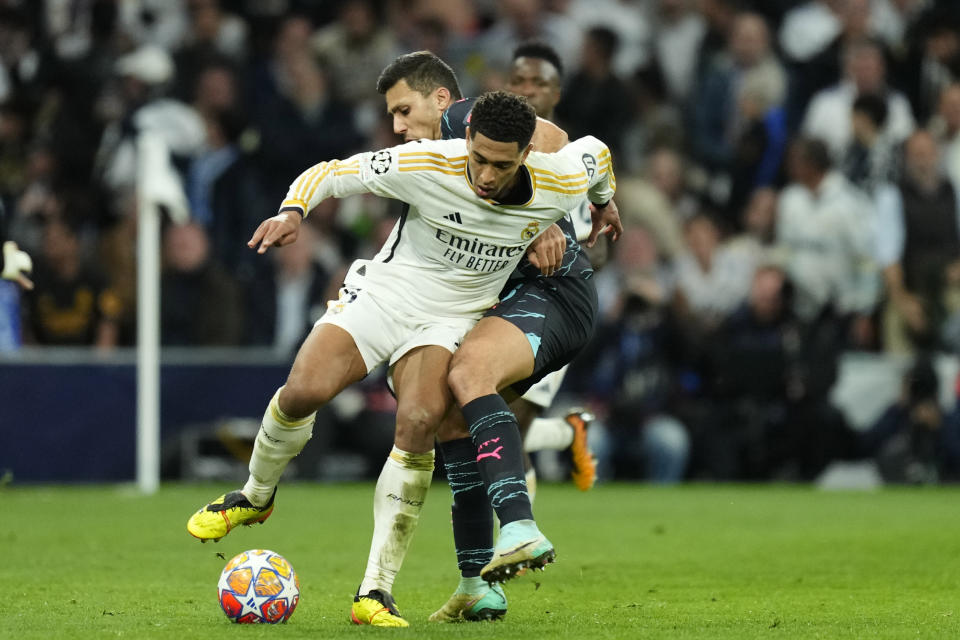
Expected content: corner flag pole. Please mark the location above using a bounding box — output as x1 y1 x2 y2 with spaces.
136 131 163 495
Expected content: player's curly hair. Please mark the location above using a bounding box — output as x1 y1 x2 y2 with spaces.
376 51 463 100
468 90 537 149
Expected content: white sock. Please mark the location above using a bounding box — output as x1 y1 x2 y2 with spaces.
358 446 434 596
524 417 574 452
242 388 315 506
525 467 537 504
455 575 487 596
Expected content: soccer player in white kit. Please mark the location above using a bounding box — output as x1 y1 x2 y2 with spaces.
186 91 619 627
376 49 612 622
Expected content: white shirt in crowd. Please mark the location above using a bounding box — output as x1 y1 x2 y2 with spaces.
776 171 879 319
802 81 916 160
675 244 755 321
651 9 707 103
778 0 842 63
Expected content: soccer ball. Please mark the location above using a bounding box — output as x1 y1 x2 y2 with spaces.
217 549 300 623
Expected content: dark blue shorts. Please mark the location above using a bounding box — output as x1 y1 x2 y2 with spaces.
484 275 598 397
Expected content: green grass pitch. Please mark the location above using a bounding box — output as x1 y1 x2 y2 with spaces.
2 482 959 639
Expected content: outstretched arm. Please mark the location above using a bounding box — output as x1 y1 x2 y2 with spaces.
250 143 423 254
277 154 373 219
248 212 303 254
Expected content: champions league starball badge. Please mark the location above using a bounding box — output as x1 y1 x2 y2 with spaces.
370 150 392 174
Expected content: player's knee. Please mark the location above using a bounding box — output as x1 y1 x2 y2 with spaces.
446 359 472 402
448 355 496 404
280 376 336 417
395 405 442 450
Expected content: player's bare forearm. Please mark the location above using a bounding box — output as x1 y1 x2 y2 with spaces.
248 211 303 254
526 223 566 275
586 199 623 248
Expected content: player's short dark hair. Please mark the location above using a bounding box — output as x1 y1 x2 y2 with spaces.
512 41 564 78
852 92 888 129
469 91 537 149
376 50 463 100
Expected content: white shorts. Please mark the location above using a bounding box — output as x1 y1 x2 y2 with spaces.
316 284 475 373
520 364 569 409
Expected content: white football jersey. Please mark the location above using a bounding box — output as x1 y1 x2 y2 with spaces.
279 136 615 321
776 171 877 318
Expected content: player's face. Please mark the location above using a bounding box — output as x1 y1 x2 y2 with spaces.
384 79 448 141
465 130 532 200
506 57 561 119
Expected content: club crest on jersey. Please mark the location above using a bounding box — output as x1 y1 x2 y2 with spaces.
521 221 540 240
370 150 392 175
581 153 597 179
327 286 359 314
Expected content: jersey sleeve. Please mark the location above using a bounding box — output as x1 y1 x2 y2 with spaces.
561 135 617 206
440 98 476 140
277 142 427 218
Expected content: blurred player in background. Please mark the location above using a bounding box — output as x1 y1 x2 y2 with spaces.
378 48 617 622
504 41 609 491
186 90 618 627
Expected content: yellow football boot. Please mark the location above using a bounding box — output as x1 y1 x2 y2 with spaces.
350 589 409 627
186 489 275 542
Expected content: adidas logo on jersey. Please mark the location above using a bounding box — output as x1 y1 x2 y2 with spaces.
444 212 463 224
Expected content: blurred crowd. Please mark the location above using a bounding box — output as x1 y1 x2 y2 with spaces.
3 0 960 482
